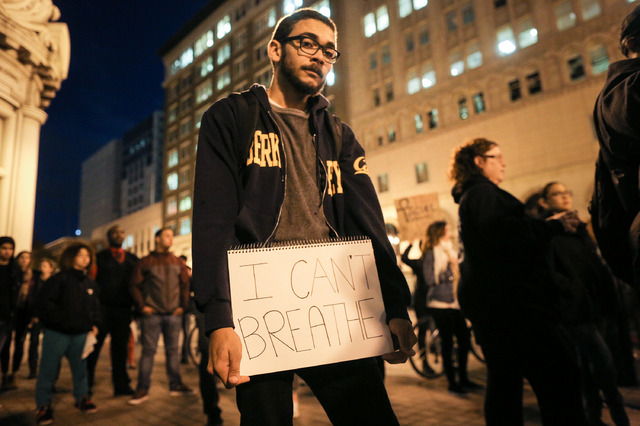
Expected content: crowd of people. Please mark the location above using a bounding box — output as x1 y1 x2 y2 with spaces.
1 4 639 426
0 228 223 426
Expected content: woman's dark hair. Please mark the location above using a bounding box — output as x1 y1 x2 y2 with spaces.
58 241 94 271
422 221 448 254
271 8 337 45
449 137 498 192
541 181 561 200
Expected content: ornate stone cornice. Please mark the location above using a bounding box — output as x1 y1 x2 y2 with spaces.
0 0 69 109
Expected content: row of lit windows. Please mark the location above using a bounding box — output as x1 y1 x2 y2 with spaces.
377 161 429 193
165 216 192 237
166 192 193 216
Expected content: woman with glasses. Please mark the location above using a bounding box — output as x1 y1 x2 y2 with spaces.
450 138 586 425
538 181 630 426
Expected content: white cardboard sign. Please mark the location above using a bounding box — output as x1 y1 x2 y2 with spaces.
227 239 394 376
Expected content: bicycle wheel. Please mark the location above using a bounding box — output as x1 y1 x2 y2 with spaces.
187 325 201 367
409 317 444 379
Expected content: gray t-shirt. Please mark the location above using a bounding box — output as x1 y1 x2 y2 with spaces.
269 101 331 242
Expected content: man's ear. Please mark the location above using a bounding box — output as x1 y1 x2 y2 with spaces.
626 37 640 57
268 39 282 64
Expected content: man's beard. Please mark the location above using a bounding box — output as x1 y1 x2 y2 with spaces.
279 49 326 96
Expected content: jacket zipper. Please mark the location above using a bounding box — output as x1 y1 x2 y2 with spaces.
264 110 287 245
315 133 340 239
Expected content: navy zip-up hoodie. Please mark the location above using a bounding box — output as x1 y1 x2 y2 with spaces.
193 84 411 334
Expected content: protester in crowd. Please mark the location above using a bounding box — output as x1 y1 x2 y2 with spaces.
537 181 630 426
450 137 586 425
86 225 138 397
0 237 18 393
192 8 416 425
35 242 101 425
401 221 478 394
128 228 192 405
0 250 31 390
591 4 640 289
26 258 56 379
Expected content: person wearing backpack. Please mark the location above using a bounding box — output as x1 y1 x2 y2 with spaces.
192 8 416 425
592 4 640 290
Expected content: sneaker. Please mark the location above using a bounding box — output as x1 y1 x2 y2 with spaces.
128 390 149 405
36 405 54 425
75 396 98 414
169 383 194 396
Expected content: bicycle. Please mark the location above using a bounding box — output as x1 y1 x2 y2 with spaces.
409 314 484 379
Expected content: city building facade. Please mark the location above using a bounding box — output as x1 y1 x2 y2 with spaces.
0 1 69 251
158 0 637 253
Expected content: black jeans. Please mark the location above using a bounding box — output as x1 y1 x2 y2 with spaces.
1 308 28 374
478 317 587 426
236 357 398 426
86 306 132 393
430 308 471 386
195 311 221 422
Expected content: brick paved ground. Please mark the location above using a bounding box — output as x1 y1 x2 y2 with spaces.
0 336 639 425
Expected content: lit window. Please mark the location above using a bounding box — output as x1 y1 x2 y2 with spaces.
428 109 439 129
473 92 486 114
179 217 191 236
415 162 429 183
422 66 436 88
283 0 303 14
526 71 542 94
589 44 609 75
217 43 231 65
555 1 577 31
414 0 428 10
399 0 413 18
217 69 231 90
167 173 178 191
509 79 522 101
200 56 214 77
414 114 424 133
497 26 517 56
567 54 586 81
326 70 335 86
378 174 389 192
408 71 421 94
217 15 231 39
180 48 194 68
467 43 482 69
196 81 212 103
195 31 214 57
581 0 601 20
166 197 178 216
255 7 277 35
171 59 181 76
179 194 192 212
462 3 475 25
168 104 177 123
312 0 331 17
195 108 206 130
376 6 390 31
458 96 469 120
517 18 538 48
450 52 464 76
167 149 178 168
446 10 458 32
364 13 376 37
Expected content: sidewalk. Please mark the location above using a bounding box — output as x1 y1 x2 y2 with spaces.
1 338 639 425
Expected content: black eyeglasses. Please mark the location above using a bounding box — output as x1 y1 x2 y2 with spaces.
282 35 341 64
548 190 573 198
481 154 503 160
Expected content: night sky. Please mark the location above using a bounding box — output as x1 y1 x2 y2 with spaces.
33 0 211 245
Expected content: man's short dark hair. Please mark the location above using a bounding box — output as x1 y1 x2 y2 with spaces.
107 224 121 239
0 236 15 249
620 5 640 57
271 8 337 44
155 227 170 239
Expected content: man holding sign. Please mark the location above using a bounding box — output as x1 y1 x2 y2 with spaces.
193 8 416 425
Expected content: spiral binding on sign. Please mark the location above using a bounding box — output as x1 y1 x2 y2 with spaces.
228 236 370 254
